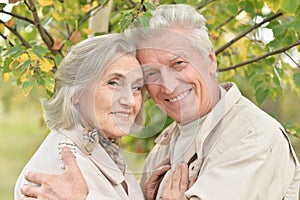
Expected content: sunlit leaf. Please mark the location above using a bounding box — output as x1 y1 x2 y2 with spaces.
38 0 53 7
0 23 5 34
40 58 54 72
265 0 281 13
81 4 91 13
2 73 9 82
51 11 63 21
44 77 55 93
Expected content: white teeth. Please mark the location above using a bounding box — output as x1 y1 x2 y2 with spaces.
113 112 129 117
169 90 190 103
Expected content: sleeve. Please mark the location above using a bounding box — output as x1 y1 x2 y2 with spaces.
139 143 170 195
185 128 297 200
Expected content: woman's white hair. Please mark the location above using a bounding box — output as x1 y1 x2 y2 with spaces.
42 33 139 130
126 4 213 57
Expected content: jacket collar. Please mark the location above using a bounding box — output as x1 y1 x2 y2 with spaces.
59 126 125 184
154 82 242 162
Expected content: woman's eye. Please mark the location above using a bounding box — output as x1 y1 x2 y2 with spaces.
108 80 119 86
132 86 143 92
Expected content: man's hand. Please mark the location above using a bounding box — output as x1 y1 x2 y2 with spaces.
161 163 195 200
21 147 88 200
145 156 171 200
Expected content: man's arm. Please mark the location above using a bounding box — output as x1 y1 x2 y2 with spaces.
21 147 88 200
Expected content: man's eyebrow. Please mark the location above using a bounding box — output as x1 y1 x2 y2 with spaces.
142 65 155 71
168 55 180 62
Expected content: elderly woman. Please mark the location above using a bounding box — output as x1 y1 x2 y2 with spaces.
14 33 145 200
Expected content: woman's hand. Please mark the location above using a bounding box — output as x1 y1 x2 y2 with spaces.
161 163 196 200
21 147 88 200
145 156 171 200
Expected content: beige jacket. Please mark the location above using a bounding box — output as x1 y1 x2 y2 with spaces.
140 83 300 200
14 126 144 200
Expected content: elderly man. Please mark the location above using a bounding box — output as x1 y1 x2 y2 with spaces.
21 4 299 200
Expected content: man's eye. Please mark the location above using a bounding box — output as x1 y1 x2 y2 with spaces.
173 60 187 68
144 70 160 83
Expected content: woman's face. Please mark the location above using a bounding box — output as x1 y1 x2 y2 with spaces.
78 54 144 139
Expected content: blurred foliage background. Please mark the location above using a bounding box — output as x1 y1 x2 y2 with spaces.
0 0 300 199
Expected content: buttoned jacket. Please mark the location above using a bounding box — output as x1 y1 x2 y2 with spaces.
14 126 144 200
139 83 300 200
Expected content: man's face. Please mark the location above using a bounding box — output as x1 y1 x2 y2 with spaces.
137 31 218 125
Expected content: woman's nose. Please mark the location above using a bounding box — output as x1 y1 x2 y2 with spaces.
118 89 135 107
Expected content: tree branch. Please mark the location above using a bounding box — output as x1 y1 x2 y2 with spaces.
0 32 14 47
218 40 300 72
0 20 31 48
26 0 59 55
215 10 243 31
0 10 34 24
284 52 300 68
196 0 217 10
215 12 283 55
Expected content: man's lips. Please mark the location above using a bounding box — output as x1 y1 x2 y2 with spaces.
165 88 192 103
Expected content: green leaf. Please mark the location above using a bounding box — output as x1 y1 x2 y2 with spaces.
32 45 49 56
44 77 55 93
21 59 32 70
240 1 255 16
228 4 239 15
0 3 6 10
120 13 133 31
143 2 155 10
293 72 300 87
137 12 152 28
281 0 299 14
175 0 187 3
22 79 35 97
2 45 23 57
3 57 13 73
255 88 270 104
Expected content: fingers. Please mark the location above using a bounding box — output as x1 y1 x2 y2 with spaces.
21 184 40 198
188 178 196 189
180 163 189 191
61 147 79 173
24 171 45 186
22 196 36 200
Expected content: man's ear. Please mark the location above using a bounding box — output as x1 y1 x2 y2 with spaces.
208 49 217 74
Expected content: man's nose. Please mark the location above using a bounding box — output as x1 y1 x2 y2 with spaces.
159 68 179 94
